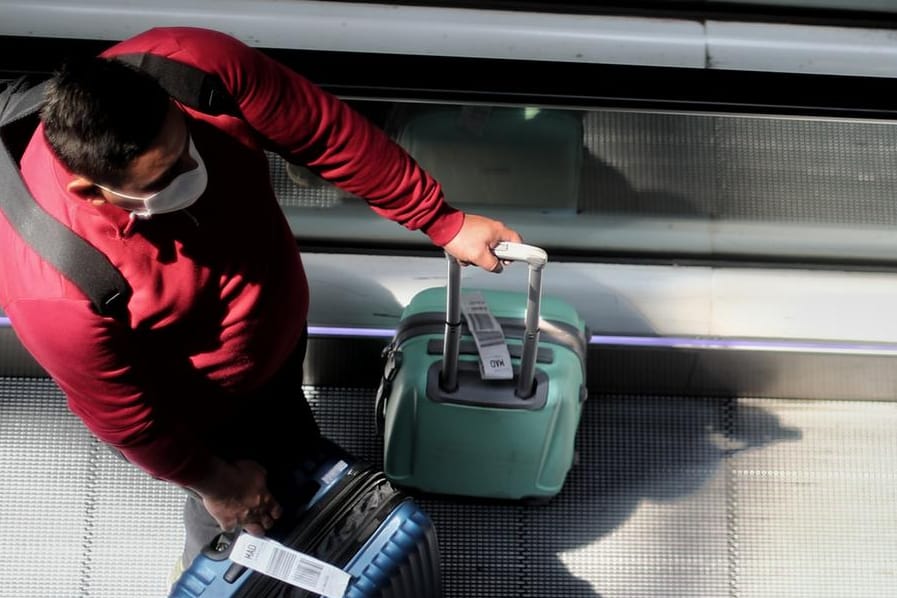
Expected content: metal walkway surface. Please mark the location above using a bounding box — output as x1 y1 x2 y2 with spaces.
1 378 895 597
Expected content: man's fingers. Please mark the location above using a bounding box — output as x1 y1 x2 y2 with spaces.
229 496 281 535
243 522 266 537
270 501 283 520
479 244 505 273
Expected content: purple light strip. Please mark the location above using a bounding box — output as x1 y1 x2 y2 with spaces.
308 325 897 355
590 334 897 354
3 319 896 355
308 326 395 338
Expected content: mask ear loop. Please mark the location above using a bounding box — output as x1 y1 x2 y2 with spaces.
94 183 159 202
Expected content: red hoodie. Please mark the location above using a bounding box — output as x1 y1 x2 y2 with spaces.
0 27 462 486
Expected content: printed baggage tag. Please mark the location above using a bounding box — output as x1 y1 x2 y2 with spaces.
461 292 513 380
231 533 351 598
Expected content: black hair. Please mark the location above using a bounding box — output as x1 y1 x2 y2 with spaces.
40 56 171 186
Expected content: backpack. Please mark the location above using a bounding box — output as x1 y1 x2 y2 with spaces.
0 53 240 320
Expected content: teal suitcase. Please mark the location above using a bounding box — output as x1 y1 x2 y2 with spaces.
376 243 588 500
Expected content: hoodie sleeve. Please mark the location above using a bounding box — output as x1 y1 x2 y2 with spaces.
106 27 465 246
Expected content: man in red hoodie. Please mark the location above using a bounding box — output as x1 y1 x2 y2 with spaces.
1 26 520 571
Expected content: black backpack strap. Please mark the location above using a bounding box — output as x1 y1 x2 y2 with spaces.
0 55 240 320
115 53 241 117
0 77 132 319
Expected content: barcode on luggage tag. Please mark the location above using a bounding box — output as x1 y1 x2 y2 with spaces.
461 292 513 380
270 550 322 586
231 533 351 598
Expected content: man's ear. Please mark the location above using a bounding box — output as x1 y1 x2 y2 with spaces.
67 177 106 206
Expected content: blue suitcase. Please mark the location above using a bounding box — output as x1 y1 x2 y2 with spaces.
169 438 442 597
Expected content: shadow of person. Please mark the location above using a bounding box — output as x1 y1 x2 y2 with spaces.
577 109 723 219
510 396 801 597
579 149 706 218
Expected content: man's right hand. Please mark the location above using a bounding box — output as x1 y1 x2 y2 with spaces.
190 458 283 537
442 213 523 273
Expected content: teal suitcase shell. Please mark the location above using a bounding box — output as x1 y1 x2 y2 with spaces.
377 244 588 500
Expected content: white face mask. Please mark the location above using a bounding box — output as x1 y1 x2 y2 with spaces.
97 135 208 219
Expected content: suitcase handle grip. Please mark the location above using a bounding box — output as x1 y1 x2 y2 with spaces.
492 241 548 269
441 242 547 398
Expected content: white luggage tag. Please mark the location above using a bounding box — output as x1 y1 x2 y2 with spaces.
231 533 351 598
460 291 514 380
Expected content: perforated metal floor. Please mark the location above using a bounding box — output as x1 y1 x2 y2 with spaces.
2 378 896 597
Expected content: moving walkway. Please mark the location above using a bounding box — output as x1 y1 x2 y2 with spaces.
2 2 897 595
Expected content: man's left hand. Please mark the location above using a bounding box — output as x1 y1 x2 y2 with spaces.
442 213 523 273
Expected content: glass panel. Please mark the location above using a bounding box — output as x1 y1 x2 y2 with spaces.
275 98 897 265
389 104 583 211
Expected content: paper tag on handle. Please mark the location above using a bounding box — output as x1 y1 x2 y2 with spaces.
461 292 513 380
231 533 351 598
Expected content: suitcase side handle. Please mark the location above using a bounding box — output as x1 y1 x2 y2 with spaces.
441 242 548 399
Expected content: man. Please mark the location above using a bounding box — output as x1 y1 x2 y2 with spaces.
0 26 521 573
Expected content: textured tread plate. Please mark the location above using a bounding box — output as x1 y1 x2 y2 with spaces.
3 380 897 597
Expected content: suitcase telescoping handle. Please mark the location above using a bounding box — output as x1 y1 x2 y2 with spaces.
441 242 548 399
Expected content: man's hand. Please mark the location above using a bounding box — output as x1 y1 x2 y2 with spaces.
191 458 283 537
442 213 523 273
